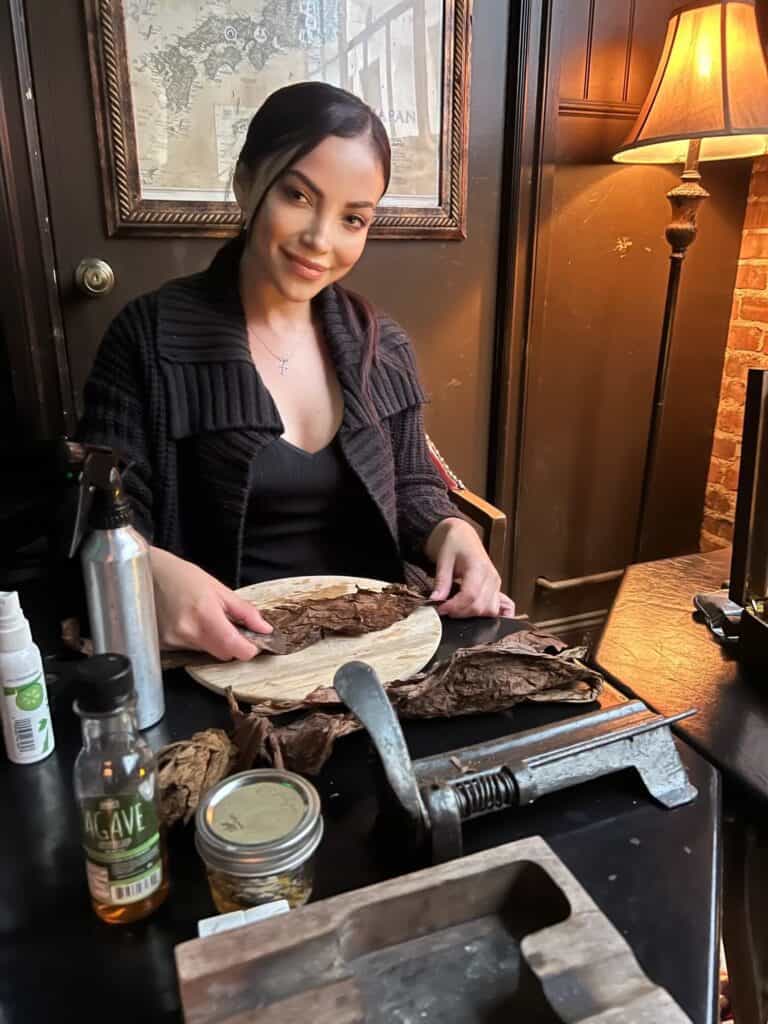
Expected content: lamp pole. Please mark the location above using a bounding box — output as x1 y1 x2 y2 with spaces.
633 139 710 561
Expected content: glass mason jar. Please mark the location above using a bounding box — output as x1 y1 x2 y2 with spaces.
195 769 323 913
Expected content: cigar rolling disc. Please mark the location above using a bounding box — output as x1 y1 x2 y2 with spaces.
185 575 442 704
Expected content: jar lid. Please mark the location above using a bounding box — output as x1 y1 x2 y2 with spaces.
195 769 323 877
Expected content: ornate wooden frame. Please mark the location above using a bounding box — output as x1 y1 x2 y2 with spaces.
84 0 472 239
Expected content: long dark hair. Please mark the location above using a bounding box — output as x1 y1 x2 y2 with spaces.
237 83 391 405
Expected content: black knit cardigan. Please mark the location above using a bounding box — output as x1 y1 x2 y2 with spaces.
77 238 460 588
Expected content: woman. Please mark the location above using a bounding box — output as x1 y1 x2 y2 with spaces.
79 82 515 662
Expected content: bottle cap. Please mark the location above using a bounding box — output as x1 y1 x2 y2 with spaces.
88 467 134 531
72 654 135 714
0 591 33 653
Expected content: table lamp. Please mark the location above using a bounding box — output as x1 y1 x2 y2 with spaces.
613 0 768 560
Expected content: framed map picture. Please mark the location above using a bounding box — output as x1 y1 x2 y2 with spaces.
85 0 472 238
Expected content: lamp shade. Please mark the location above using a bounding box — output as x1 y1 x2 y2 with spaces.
614 0 768 164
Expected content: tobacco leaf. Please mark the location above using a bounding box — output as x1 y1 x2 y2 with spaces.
227 688 360 775
260 584 426 654
164 584 426 670
156 728 239 827
388 632 604 718
241 631 594 717
270 714 361 775
243 686 343 717
226 631 605 774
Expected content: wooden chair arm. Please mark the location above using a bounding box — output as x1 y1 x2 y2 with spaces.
449 488 507 577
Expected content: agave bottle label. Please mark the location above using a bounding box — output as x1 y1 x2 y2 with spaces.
80 794 163 905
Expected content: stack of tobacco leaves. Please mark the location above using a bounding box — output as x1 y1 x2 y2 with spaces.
226 631 604 777
156 630 606 824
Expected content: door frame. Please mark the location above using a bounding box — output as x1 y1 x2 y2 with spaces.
1 0 74 438
488 0 558 595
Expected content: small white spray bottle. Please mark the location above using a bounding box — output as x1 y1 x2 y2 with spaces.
0 591 55 764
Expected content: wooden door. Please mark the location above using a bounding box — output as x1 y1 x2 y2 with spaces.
14 0 510 500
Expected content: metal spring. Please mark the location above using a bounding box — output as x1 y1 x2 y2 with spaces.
453 768 517 820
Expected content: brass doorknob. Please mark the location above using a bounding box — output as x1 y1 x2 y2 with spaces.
74 258 115 297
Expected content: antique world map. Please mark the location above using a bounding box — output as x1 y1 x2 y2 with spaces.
123 0 443 205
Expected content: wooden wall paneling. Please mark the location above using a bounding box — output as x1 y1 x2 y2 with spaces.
497 0 751 627
626 0 676 106
586 0 634 103
556 0 590 101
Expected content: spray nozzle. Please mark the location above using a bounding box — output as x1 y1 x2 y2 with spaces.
67 445 132 557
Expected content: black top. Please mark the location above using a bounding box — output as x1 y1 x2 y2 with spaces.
241 433 399 585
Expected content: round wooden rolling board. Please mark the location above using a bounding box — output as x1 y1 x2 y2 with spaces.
185 575 442 703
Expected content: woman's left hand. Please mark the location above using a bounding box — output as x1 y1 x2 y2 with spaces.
425 518 516 618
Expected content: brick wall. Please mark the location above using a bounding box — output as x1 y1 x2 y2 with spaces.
701 156 768 551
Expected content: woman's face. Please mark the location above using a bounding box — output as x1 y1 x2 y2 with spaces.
243 134 386 302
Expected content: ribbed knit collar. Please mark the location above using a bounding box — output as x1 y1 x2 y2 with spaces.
155 234 382 434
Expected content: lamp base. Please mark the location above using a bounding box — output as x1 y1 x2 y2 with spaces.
665 179 710 257
633 140 709 561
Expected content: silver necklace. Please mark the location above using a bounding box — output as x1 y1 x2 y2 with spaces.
249 329 301 376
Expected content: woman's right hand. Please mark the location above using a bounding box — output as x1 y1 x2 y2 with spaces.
149 547 272 661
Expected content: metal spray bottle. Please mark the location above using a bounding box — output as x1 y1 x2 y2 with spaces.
75 452 164 730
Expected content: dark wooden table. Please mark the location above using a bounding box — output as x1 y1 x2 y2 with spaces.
595 547 766 795
594 546 768 1024
0 618 720 1024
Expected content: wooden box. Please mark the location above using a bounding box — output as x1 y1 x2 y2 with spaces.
175 835 692 1023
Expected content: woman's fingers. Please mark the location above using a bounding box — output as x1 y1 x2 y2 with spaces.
224 592 274 634
200 615 260 662
438 566 496 618
165 606 259 661
201 591 271 660
430 549 457 602
499 593 517 618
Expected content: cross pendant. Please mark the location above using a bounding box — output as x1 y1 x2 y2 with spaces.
278 359 289 375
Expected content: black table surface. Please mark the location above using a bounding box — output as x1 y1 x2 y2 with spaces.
595 546 768 806
1 618 720 1024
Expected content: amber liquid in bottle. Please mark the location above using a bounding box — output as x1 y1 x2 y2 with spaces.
92 845 169 924
73 658 169 926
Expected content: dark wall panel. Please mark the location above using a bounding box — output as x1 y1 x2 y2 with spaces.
587 0 633 102
627 0 671 106
510 0 750 619
557 0 591 101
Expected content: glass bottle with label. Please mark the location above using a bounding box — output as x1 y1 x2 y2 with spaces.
72 653 168 924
